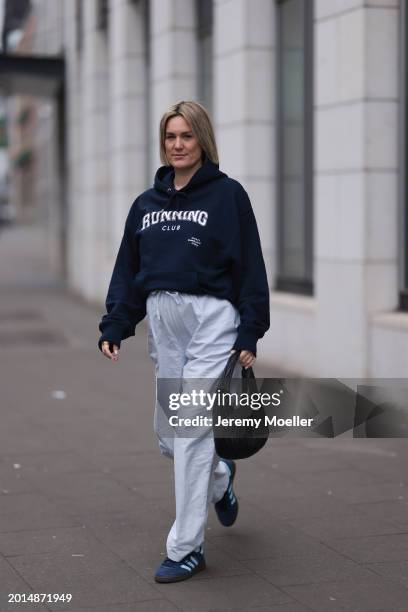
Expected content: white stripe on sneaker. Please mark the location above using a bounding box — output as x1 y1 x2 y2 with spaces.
180 564 192 571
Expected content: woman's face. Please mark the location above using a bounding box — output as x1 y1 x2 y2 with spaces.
164 115 203 171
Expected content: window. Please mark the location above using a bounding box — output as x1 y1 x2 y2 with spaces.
400 0 408 310
276 0 314 295
196 0 213 115
97 0 109 32
143 0 151 186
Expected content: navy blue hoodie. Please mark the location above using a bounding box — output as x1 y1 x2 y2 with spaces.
98 154 270 356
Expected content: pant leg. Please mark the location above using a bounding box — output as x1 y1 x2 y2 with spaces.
166 294 240 561
146 291 190 459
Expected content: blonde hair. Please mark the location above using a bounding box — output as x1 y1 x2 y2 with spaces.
159 100 219 166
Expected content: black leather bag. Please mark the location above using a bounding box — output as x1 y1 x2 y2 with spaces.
212 352 269 460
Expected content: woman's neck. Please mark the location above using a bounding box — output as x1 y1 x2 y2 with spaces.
173 159 202 189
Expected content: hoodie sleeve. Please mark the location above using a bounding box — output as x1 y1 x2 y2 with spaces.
97 201 146 352
231 187 270 357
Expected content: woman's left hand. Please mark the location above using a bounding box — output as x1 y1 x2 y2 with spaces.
231 349 256 370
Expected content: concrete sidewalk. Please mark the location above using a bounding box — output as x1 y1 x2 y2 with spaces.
1 223 408 612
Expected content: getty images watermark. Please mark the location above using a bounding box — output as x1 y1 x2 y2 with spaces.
155 378 408 438
167 388 314 429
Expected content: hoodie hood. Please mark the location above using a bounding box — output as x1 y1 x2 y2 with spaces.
154 152 228 195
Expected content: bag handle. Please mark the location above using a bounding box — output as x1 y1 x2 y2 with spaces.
221 351 255 382
242 363 257 393
220 351 240 381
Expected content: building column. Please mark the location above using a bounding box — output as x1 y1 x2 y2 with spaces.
64 0 82 294
315 0 399 376
108 0 148 256
213 0 275 280
213 0 275 360
150 0 198 171
80 0 110 302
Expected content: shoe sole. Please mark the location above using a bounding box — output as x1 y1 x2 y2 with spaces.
154 562 206 583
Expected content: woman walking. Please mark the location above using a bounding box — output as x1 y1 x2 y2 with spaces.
98 100 269 583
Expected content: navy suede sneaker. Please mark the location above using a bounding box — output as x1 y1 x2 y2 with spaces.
214 459 239 526
154 546 206 583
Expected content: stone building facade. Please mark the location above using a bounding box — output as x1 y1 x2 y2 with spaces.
8 0 405 377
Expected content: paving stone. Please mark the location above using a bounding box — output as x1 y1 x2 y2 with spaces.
0 564 48 610
22 470 139 501
83 450 165 471
49 487 155 516
325 533 408 564
0 493 79 533
347 455 408 482
106 464 174 487
72 603 179 612
209 525 336 561
282 575 408 612
288 468 393 489
1 451 101 475
365 559 408 589
79 525 167 581
52 499 174 532
329 481 407 504
130 481 176 502
228 468 324 503
251 494 358 522
206 605 316 612
0 602 49 612
255 451 358 474
60 431 157 456
0 466 38 495
160 574 293 611
0 419 71 454
0 555 34 595
302 438 403 457
349 499 408 530
241 548 377 586
1 606 49 612
7 552 162 609
0 525 142 564
0 526 92 557
286 513 401 540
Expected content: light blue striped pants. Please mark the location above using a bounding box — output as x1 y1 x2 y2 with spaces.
146 290 240 561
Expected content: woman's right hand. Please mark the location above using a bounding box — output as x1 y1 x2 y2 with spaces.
101 341 119 361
